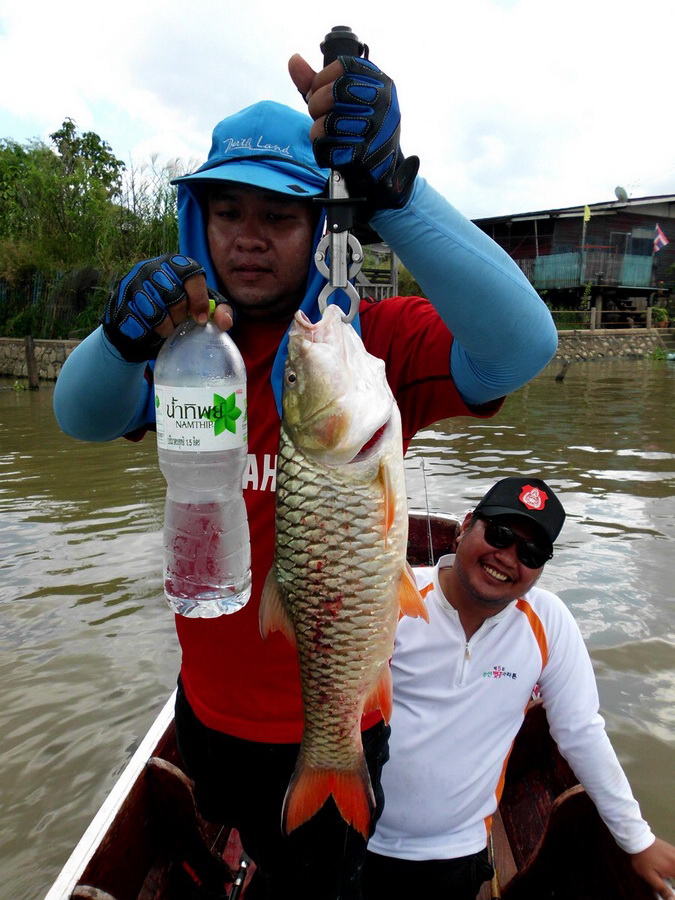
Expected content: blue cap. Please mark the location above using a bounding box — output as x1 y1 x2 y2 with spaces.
171 101 329 197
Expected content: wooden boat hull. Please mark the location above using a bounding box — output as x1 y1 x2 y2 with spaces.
487 700 653 900
45 514 654 900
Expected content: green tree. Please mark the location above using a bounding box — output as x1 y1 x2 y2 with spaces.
0 119 126 271
0 121 186 339
46 118 126 265
49 118 124 195
97 153 181 268
0 138 55 255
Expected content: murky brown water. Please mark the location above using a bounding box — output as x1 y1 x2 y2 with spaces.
1 359 674 899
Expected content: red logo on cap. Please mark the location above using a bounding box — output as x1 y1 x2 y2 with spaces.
519 485 548 511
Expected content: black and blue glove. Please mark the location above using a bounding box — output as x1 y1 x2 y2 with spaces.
102 254 205 362
313 57 419 218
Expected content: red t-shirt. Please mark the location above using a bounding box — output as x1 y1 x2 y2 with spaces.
176 296 501 742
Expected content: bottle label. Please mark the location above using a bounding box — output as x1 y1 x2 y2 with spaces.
155 384 247 451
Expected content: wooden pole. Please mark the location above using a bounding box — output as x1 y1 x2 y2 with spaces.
488 831 502 899
580 216 588 285
24 335 39 390
391 250 399 297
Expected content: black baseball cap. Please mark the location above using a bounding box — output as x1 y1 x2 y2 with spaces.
473 477 566 549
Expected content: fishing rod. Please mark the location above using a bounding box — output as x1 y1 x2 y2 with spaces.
229 851 251 900
314 25 367 324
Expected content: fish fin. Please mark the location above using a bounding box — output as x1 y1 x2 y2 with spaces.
259 569 296 646
331 764 375 839
379 461 396 549
283 761 375 840
398 563 430 622
363 664 393 723
282 765 333 836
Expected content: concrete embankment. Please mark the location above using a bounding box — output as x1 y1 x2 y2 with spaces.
0 328 669 383
555 328 666 362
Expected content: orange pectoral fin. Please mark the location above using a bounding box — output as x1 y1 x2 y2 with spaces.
398 563 430 622
259 569 296 645
363 664 393 723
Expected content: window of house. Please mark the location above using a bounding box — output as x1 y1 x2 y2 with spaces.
630 225 655 256
610 231 631 255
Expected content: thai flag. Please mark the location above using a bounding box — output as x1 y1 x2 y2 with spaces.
654 224 669 253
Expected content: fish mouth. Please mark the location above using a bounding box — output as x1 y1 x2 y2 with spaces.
294 408 392 466
350 415 392 463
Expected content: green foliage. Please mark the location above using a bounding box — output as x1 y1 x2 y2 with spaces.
0 121 187 338
359 249 425 297
549 308 591 330
397 264 425 297
4 305 40 338
0 120 127 271
580 280 593 308
0 236 52 283
96 154 182 269
69 281 112 339
651 306 669 323
49 118 124 195
652 347 666 360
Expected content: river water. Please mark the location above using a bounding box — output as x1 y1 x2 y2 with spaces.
1 359 674 900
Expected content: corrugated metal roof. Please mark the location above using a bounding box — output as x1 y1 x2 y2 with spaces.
474 193 675 224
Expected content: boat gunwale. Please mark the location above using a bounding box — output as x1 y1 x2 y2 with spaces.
43 691 177 900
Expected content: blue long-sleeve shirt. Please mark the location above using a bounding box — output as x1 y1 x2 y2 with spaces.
53 177 556 441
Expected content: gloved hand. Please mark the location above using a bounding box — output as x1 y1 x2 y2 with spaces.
312 57 419 217
102 254 206 362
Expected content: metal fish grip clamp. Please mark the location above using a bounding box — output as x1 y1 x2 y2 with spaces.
315 26 368 325
315 175 364 324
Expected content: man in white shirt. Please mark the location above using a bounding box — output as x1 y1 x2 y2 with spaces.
364 476 675 900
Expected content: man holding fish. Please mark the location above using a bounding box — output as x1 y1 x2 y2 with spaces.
364 477 675 900
54 43 557 899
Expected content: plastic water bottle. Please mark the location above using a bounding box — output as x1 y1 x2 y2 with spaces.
154 317 251 617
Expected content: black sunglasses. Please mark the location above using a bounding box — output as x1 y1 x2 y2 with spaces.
479 517 553 569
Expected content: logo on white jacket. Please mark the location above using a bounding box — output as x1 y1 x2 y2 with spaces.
483 665 517 681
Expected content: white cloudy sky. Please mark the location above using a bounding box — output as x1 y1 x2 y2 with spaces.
1 0 673 219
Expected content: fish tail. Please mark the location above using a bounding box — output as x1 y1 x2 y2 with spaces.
283 759 375 839
331 764 375 839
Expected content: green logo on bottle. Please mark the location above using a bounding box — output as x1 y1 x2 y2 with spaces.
207 392 242 436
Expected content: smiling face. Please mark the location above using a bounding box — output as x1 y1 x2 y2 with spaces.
442 513 546 631
206 184 316 319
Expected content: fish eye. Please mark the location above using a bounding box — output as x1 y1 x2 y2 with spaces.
286 371 297 386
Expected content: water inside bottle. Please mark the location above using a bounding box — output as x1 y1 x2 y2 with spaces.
163 500 251 617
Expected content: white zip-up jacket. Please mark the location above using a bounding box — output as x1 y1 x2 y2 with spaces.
368 555 655 861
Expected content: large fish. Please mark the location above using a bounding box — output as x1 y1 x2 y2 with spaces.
260 303 428 839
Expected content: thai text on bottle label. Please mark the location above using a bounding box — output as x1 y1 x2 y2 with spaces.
155 385 247 452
